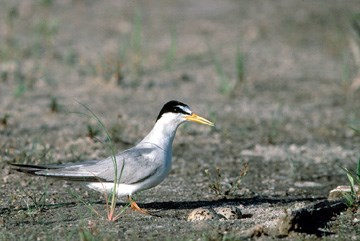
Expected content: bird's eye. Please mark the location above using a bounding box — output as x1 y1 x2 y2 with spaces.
171 105 190 115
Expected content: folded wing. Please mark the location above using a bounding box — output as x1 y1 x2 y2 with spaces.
10 146 162 185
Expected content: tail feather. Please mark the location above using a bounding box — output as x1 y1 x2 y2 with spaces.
9 163 107 182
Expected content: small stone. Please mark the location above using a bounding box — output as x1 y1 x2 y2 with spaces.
288 187 295 193
214 206 242 220
187 208 225 221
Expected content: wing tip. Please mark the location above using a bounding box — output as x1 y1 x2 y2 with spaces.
9 162 50 174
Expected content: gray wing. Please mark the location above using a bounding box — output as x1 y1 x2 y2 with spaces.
12 146 163 185
86 147 163 184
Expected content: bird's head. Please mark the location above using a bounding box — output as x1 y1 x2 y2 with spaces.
156 100 214 127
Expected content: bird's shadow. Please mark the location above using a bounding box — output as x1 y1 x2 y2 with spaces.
139 195 325 210
0 195 325 216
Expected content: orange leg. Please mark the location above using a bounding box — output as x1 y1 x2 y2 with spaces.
128 195 150 215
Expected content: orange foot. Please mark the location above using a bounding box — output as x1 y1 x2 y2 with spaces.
128 195 150 215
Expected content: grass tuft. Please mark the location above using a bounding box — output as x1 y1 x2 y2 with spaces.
234 46 246 90
79 227 97 241
21 184 49 221
208 44 246 96
86 124 101 140
77 102 129 221
49 96 60 112
204 162 249 198
350 126 360 136
0 114 10 126
99 54 124 85
340 157 360 207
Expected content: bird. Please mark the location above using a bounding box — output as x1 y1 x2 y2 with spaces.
10 100 214 214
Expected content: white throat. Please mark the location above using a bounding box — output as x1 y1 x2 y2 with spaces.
139 113 185 150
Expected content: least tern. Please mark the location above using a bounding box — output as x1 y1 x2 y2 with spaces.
11 100 214 214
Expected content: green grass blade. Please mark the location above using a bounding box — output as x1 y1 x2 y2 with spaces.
76 101 127 220
346 172 355 195
349 126 360 136
236 46 245 84
342 192 354 207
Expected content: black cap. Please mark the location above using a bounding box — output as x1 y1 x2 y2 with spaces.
156 100 191 121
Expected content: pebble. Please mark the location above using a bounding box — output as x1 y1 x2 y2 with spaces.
294 181 323 188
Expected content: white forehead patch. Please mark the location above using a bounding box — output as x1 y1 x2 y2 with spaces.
176 105 192 115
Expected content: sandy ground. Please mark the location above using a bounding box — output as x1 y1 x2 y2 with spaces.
1 0 360 240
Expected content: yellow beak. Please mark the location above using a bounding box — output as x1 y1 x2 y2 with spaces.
185 113 214 126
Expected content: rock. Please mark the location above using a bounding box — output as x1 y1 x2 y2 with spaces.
213 206 242 220
328 185 359 200
278 200 347 236
187 208 225 221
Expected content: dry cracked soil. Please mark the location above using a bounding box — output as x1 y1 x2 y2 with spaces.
1 0 360 240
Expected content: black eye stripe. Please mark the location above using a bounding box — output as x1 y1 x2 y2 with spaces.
173 105 190 115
